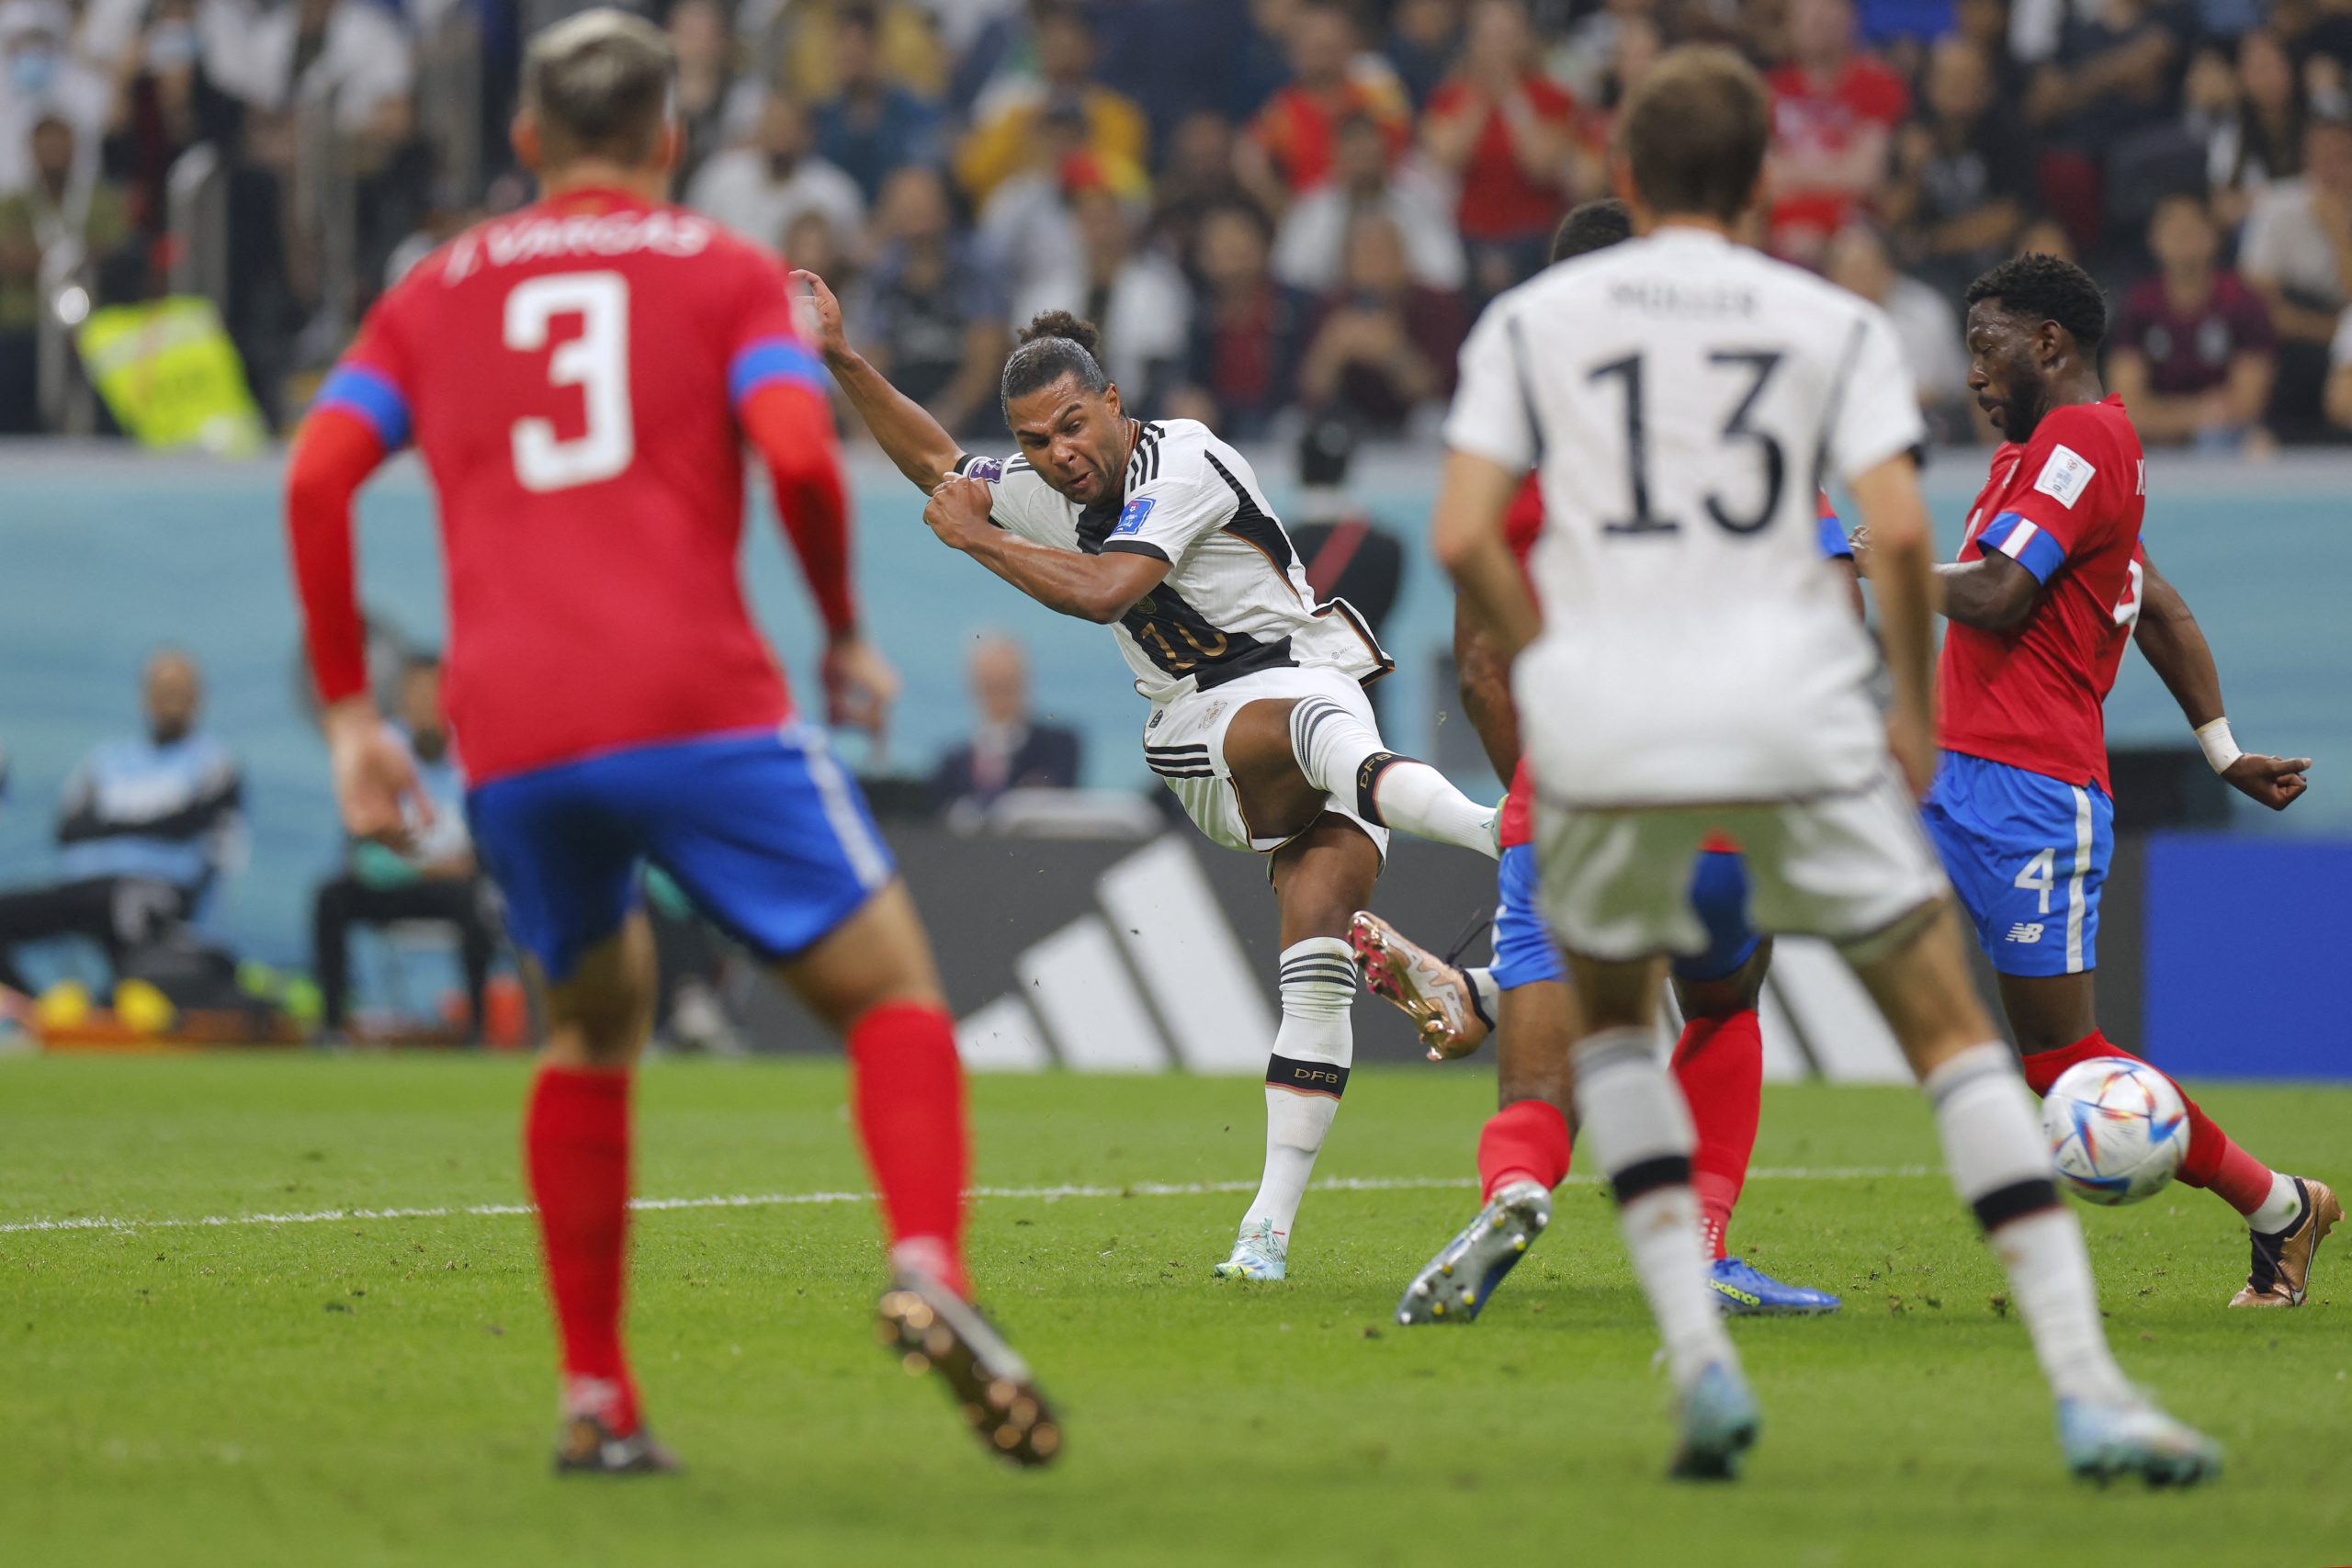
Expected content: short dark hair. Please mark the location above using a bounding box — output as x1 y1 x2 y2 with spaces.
1001 310 1111 418
1549 197 1634 264
1621 46 1770 224
1964 253 2109 352
522 8 675 166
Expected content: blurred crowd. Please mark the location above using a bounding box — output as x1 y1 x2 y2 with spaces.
14 0 2352 448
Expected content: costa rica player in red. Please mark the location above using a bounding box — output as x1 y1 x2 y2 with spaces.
282 10 1057 1472
1877 253 2335 1307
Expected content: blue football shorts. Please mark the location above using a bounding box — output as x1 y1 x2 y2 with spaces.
1487 843 1760 991
1920 750 2112 976
468 723 895 983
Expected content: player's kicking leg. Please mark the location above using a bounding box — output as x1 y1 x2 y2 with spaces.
1922 759 2337 1307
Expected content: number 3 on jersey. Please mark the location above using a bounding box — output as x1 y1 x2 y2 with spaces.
504 271 634 493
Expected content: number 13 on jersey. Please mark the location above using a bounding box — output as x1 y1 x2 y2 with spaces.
504 271 635 493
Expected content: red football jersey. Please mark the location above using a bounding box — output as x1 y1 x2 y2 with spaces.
317 188 829 784
1938 396 2147 793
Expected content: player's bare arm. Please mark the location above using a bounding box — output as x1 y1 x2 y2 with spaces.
1849 455 1939 795
1432 450 1540 659
795 268 963 493
2132 554 2312 810
922 477 1170 622
1453 595 1521 778
1932 547 2042 630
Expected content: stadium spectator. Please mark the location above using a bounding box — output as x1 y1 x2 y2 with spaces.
2109 192 2278 451
1172 198 1313 438
1272 109 1464 293
0 649 243 997
775 0 949 107
2240 116 2352 438
1823 220 1972 439
2015 214 2078 258
2187 31 2301 231
851 164 1007 440
1882 36 2030 296
1148 107 1251 259
309 656 498 1043
667 0 752 195
686 92 865 254
2021 0 2181 150
1384 0 1464 108
933 634 1082 818
953 3 1147 205
1295 209 1464 434
1238 1 1410 209
97 0 241 242
0 0 110 194
810 3 945 203
973 98 1147 309
1766 0 1909 264
0 113 130 431
1555 0 1665 102
1012 182 1190 411
1421 0 1586 296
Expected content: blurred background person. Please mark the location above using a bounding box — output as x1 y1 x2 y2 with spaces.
851 163 1007 441
0 112 131 431
1172 198 1311 437
686 91 865 253
2240 116 2352 442
667 0 752 195
810 2 944 204
1295 209 1464 434
1419 0 1585 298
1825 218 1972 441
2109 192 2278 452
1238 1 1409 210
0 649 242 996
953 2 1146 207
1767 0 1909 265
308 656 498 1043
1013 180 1190 412
1882 36 2030 298
1273 108 1463 294
933 634 1082 821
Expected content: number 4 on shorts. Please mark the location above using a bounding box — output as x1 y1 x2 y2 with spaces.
2013 848 2056 915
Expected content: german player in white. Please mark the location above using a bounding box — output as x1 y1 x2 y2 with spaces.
798 287 1500 1281
1432 46 2217 1483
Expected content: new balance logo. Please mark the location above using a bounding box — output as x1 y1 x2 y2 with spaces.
2007 922 2045 944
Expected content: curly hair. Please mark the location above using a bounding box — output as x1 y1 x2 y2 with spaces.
1001 309 1110 419
1964 254 2109 352
1549 198 1634 265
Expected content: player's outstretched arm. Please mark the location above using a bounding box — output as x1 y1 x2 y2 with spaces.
285 407 434 851
922 477 1169 624
1432 451 1539 661
1849 455 1939 795
794 268 964 493
2132 555 2312 810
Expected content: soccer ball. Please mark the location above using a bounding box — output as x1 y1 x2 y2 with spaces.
2041 1057 2188 1206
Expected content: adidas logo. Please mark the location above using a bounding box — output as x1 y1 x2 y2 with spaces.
956 836 1274 1073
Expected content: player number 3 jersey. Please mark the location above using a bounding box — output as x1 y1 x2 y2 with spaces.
951 419 1391 704
1446 227 1926 807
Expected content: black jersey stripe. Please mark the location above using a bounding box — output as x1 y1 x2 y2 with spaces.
1204 453 1295 580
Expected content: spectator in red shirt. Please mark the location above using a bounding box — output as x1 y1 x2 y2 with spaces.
2109 193 2279 452
1421 0 1590 297
1238 2 1411 210
1766 0 1909 265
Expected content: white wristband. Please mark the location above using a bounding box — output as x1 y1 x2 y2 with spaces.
2195 717 2242 774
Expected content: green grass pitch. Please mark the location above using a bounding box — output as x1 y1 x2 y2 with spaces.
3 1055 2345 1567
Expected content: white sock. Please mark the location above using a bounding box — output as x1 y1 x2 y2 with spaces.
2248 1171 2303 1235
1927 1043 2132 1406
1572 1025 1736 1392
1464 966 1501 1032
1288 696 1497 857
1241 938 1358 1245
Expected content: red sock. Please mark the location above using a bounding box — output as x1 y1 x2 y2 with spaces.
1477 1099 1571 1201
847 1002 971 1298
2021 1030 2278 1218
524 1065 638 1434
1672 1010 1763 1261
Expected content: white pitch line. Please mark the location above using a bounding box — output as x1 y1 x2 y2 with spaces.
0 1166 1933 1237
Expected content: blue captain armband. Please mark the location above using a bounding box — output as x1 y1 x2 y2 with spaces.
1974 511 2068 582
728 337 828 407
314 365 412 450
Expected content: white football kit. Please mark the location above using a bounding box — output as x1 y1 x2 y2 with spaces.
1446 226 1949 958
952 419 1395 854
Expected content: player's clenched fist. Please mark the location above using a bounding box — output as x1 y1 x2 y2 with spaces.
922 478 996 553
